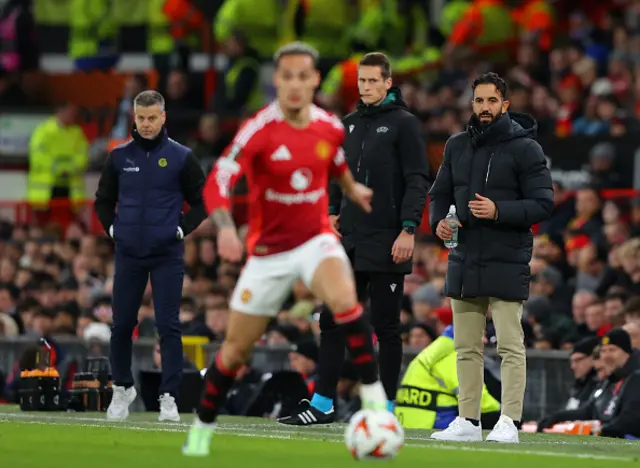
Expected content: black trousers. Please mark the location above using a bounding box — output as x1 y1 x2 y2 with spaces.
110 251 185 398
314 269 405 401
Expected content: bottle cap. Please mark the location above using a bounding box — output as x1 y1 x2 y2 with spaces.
449 204 456 214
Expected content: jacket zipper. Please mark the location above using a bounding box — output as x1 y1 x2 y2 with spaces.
477 151 494 296
357 140 365 174
485 155 493 187
141 151 149 250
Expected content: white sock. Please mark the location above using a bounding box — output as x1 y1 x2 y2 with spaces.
194 418 216 429
359 381 387 409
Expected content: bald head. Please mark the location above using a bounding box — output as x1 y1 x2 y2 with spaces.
623 322 640 350
572 290 597 324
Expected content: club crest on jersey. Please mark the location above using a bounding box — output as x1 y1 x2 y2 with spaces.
316 140 331 160
240 289 252 304
158 158 167 167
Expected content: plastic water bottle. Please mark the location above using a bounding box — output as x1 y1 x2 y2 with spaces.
444 205 459 249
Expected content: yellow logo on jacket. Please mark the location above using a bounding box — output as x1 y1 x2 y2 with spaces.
316 140 331 160
158 158 167 167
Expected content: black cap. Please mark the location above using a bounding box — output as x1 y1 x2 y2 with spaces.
291 339 319 363
572 336 600 356
602 328 633 355
269 324 300 343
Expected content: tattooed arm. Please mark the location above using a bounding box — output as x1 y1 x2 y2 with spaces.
210 207 236 230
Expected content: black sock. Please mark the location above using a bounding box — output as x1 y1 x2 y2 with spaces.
466 418 480 427
314 309 346 399
197 353 237 424
335 304 378 385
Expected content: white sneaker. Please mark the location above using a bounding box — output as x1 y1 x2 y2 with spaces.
106 385 137 421
486 415 519 443
430 417 483 442
159 393 180 422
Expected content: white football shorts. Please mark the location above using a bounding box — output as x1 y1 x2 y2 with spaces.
229 233 349 317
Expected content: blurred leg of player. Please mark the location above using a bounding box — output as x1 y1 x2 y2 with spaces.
182 234 386 457
182 242 297 456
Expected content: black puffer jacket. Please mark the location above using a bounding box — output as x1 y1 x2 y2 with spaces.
329 87 430 274
429 112 554 301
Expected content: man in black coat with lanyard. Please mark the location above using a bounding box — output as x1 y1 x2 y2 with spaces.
279 52 430 425
429 72 553 443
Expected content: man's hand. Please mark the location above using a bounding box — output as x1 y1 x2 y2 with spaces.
346 183 373 213
217 226 243 262
469 193 497 219
329 214 341 238
392 230 414 264
436 218 461 241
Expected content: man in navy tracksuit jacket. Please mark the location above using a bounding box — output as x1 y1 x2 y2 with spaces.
94 90 207 422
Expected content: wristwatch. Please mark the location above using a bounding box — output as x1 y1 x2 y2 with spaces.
402 225 416 235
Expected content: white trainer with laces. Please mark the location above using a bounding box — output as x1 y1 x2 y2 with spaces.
159 393 180 422
486 415 519 443
106 385 137 421
430 417 483 442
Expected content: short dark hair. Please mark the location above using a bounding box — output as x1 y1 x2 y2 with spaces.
472 72 508 99
273 42 319 68
359 52 392 79
622 296 640 317
134 90 165 110
605 291 629 304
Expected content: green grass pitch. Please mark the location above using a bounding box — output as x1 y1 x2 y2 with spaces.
0 406 638 467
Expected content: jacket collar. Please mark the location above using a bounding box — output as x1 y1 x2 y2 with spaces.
467 111 511 147
132 124 167 152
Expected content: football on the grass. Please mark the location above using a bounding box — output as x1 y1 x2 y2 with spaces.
344 409 405 460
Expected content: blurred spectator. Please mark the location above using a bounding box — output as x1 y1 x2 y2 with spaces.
411 284 442 322
187 114 229 172
211 31 262 118
289 339 319 395
111 74 147 140
407 322 437 350
566 337 601 409
164 69 202 113
0 67 28 106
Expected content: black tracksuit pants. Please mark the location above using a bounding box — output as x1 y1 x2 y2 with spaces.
110 251 184 398
315 269 405 402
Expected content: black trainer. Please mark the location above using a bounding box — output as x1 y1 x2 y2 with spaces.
277 399 335 426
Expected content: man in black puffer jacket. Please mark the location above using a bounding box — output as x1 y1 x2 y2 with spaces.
429 73 553 444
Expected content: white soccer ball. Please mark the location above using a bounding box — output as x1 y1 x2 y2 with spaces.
344 409 405 460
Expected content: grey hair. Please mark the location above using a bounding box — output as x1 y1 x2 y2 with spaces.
134 90 165 111
273 41 319 67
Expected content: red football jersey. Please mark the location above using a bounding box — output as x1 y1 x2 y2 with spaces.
203 102 348 256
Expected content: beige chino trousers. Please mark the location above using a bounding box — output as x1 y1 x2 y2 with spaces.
451 297 526 422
